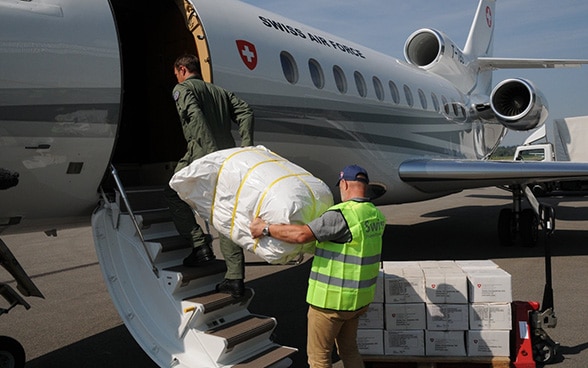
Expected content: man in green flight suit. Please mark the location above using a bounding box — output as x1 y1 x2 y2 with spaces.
165 53 254 298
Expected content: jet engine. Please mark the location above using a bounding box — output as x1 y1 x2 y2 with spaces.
490 78 549 131
404 28 476 92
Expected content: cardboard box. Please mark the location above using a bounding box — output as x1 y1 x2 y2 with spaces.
465 268 512 303
384 330 425 356
467 330 510 356
455 260 499 270
357 329 384 355
469 303 512 330
423 267 468 304
382 261 421 270
425 330 466 356
359 303 384 329
383 264 426 304
426 303 469 330
385 303 426 330
419 260 459 270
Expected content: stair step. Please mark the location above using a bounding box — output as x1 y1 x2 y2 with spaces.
138 209 173 227
150 234 191 253
114 185 173 228
206 315 277 350
163 260 227 284
116 186 167 211
233 345 298 368
185 288 253 314
161 260 227 294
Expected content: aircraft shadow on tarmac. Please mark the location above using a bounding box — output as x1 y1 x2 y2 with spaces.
383 193 588 261
25 193 588 368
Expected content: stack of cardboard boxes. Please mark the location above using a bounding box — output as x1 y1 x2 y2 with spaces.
357 260 512 358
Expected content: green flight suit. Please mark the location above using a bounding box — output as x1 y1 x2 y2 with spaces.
166 75 254 279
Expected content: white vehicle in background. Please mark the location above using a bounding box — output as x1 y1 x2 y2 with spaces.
514 116 588 194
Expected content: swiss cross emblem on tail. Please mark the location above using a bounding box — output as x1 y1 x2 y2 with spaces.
236 40 257 70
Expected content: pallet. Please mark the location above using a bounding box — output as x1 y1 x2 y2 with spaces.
362 355 511 368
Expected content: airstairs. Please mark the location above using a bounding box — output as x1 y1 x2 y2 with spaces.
91 166 297 368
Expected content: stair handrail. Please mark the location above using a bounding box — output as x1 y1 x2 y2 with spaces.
110 164 159 278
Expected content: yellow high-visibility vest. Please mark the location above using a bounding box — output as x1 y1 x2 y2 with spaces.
306 200 385 310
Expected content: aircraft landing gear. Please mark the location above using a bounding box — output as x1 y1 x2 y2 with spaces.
497 185 540 247
0 336 25 368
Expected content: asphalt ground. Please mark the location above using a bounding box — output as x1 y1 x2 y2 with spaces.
1 187 587 367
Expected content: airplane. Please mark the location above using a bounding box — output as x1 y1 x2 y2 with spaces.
1 0 588 366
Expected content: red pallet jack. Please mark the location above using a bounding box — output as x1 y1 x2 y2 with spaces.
512 204 560 367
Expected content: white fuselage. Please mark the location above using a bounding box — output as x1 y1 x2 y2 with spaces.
0 0 505 225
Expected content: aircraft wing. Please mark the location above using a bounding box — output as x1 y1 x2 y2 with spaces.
478 57 588 70
399 159 588 193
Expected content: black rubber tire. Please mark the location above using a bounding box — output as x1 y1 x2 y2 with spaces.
497 208 515 246
533 340 556 363
0 336 25 368
520 208 539 247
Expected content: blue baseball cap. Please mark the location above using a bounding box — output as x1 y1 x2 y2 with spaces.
336 164 369 186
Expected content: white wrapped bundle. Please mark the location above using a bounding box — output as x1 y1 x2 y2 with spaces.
169 145 334 264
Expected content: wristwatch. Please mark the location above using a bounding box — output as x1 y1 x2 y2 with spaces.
262 223 271 237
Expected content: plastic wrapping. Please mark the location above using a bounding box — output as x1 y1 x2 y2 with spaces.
169 145 334 264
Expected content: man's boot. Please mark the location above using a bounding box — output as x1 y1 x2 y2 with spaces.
216 279 244 298
183 241 215 267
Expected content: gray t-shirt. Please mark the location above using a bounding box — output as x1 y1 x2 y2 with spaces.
307 197 370 243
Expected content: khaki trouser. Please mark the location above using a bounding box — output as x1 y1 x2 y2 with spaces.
164 185 244 280
164 185 208 248
219 233 244 279
307 304 369 368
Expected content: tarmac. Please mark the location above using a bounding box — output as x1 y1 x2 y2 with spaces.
1 186 587 368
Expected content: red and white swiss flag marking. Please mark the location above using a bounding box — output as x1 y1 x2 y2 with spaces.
236 40 257 70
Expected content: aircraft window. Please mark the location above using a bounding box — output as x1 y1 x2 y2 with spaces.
441 95 450 115
403 84 414 107
333 65 347 94
431 93 440 112
388 81 400 104
280 51 299 84
354 71 367 97
418 89 427 109
309 58 324 89
452 100 459 116
373 77 384 101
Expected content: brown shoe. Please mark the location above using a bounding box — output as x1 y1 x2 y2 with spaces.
216 279 244 298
